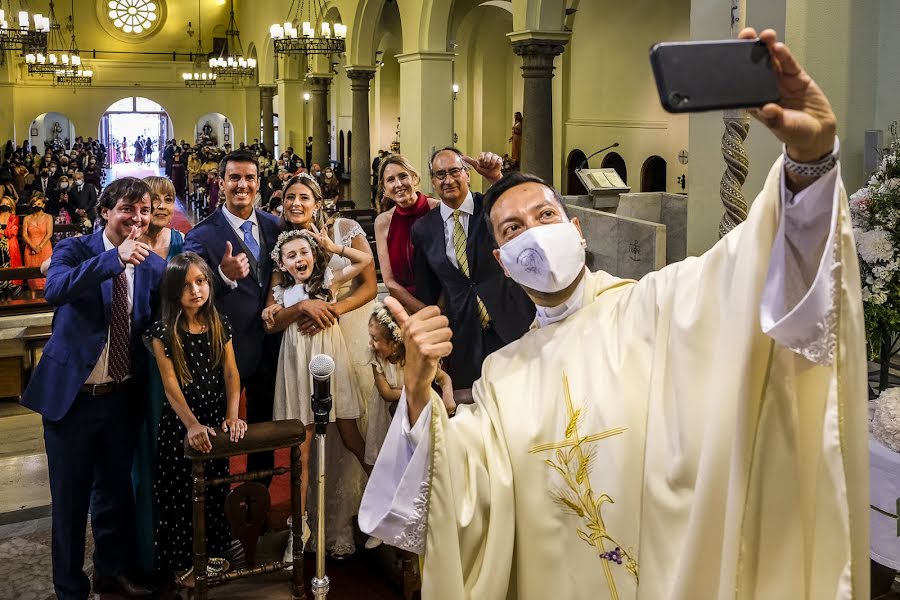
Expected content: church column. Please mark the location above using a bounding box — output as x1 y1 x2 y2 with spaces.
259 84 276 151
396 51 455 181
276 78 305 153
510 33 569 182
307 75 333 169
346 66 377 207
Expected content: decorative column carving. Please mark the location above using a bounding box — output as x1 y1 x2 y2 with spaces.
259 84 276 152
511 38 567 182
719 0 750 237
306 75 333 169
346 67 377 208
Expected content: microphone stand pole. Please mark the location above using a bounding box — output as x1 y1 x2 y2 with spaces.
311 390 332 599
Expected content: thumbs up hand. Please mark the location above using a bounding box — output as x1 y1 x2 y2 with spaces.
220 240 250 281
117 226 151 266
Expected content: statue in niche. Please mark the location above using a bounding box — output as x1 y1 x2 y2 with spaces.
197 121 218 146
52 121 63 141
390 117 400 154
509 111 522 167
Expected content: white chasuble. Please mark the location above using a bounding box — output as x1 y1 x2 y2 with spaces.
360 157 869 599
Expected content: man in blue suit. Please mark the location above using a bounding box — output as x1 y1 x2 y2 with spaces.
184 151 287 478
22 177 166 599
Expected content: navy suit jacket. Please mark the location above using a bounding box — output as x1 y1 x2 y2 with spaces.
412 193 535 388
184 207 283 378
21 231 166 422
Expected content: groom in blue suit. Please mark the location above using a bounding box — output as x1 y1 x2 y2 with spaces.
22 177 165 600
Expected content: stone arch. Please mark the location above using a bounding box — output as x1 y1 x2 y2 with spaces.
566 149 588 195
518 0 566 31
640 155 667 192
600 151 627 184
419 0 454 52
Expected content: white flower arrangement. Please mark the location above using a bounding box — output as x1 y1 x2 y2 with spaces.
849 122 900 357
872 387 900 453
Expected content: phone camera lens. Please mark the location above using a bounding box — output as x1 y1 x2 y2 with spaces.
669 92 690 107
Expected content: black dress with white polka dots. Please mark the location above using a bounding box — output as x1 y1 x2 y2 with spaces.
150 317 233 573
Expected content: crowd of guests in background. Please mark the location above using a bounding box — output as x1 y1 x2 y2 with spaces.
0 138 105 297
10 140 528 599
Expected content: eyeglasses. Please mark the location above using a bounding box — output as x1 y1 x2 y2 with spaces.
432 167 466 181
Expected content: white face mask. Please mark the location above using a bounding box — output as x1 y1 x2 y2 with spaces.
498 222 586 293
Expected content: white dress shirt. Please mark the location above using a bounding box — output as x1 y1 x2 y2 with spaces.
219 204 260 288
439 192 475 269
84 232 134 385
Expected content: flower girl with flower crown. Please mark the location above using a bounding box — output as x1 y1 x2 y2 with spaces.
263 228 372 554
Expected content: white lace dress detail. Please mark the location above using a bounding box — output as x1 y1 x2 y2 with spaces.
786 237 840 366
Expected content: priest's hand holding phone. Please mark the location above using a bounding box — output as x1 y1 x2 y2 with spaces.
383 296 453 427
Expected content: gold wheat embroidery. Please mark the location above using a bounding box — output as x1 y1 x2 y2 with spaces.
529 373 638 600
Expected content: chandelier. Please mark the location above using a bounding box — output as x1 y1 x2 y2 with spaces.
270 0 346 57
182 0 216 87
209 0 255 79
0 6 49 54
24 1 71 75
55 0 91 86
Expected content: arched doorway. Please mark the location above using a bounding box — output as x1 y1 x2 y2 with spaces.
100 97 172 170
640 156 667 192
600 152 627 185
195 113 231 147
30 112 75 152
565 149 588 195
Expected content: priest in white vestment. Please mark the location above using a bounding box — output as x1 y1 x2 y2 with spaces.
359 29 869 599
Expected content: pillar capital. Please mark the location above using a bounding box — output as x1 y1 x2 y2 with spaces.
305 74 334 92
345 66 377 92
259 84 276 96
511 37 568 77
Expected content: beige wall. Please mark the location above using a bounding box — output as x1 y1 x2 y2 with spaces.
560 0 691 201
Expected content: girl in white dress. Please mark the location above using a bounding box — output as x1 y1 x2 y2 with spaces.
363 303 456 549
263 228 372 547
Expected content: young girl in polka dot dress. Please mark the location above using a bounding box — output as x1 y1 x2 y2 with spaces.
149 252 246 588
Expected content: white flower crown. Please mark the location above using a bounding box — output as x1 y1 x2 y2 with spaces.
270 228 318 266
372 302 402 343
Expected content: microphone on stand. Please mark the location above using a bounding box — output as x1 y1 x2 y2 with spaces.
309 354 334 436
309 353 334 599
577 142 620 171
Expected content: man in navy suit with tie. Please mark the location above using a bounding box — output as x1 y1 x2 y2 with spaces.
184 151 287 477
22 177 165 599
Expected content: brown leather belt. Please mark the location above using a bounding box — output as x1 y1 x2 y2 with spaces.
79 382 120 396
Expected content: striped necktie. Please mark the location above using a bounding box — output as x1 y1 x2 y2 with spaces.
452 210 490 329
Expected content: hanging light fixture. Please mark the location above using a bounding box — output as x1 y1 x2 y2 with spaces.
55 0 91 86
269 0 346 57
209 0 255 79
0 3 49 54
183 0 216 87
24 1 70 75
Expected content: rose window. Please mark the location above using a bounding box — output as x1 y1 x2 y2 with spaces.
107 0 158 34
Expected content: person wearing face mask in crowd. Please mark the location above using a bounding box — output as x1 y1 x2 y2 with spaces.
310 163 323 184
0 196 23 295
31 168 56 199
409 147 535 390
84 157 102 191
50 189 77 244
320 166 341 204
373 154 440 314
23 194 54 290
70 171 98 223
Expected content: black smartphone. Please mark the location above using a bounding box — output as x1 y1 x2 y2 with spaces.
649 39 780 113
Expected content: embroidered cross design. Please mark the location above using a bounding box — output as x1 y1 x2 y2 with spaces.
529 373 638 599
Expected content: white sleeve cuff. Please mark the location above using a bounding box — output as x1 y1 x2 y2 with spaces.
218 264 239 289
358 388 434 554
760 155 841 366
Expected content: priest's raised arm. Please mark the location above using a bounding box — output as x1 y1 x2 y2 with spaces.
359 28 868 600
